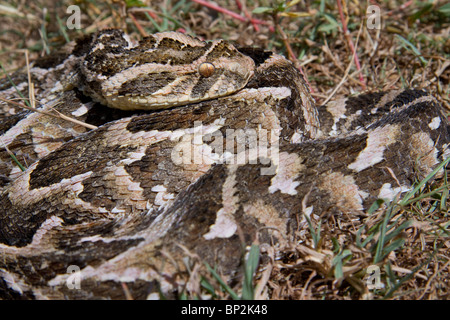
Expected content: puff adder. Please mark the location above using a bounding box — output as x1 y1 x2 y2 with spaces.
0 29 449 299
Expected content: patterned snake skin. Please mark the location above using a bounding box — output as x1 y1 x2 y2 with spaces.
0 29 449 299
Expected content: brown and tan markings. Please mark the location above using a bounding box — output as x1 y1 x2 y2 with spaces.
0 29 448 299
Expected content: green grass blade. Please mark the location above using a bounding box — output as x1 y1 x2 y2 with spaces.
368 198 385 215
56 15 71 43
380 238 406 261
332 249 352 280
304 214 321 248
383 220 411 245
356 226 376 249
440 168 448 211
5 148 26 172
200 276 217 298
204 262 239 300
241 244 260 300
373 205 395 264
395 35 428 65
0 62 31 108
383 248 438 299
144 11 163 32
402 184 449 206
400 157 450 206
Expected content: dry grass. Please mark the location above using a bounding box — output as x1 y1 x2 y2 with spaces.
0 0 449 300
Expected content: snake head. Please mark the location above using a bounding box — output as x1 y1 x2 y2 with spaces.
80 30 255 110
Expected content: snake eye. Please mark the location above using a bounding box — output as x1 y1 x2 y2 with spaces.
198 62 215 77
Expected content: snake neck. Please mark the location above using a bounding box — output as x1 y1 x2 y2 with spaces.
244 53 319 142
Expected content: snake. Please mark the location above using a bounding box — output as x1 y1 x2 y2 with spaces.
0 29 448 299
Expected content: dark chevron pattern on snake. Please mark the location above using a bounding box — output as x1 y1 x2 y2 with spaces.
0 30 448 299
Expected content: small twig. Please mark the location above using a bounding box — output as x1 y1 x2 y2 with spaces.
140 8 160 21
193 0 246 21
1 53 95 130
191 0 274 32
0 98 98 130
299 270 317 300
128 12 148 37
276 24 314 93
120 282 134 300
0 136 26 172
322 24 363 106
337 0 366 90
24 49 36 109
276 25 296 63
0 60 31 108
416 258 441 300
235 0 259 32
385 0 414 16
254 244 273 300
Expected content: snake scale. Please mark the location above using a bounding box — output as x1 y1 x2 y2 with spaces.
0 29 449 299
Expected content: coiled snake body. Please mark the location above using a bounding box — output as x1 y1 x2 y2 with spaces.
0 30 448 299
